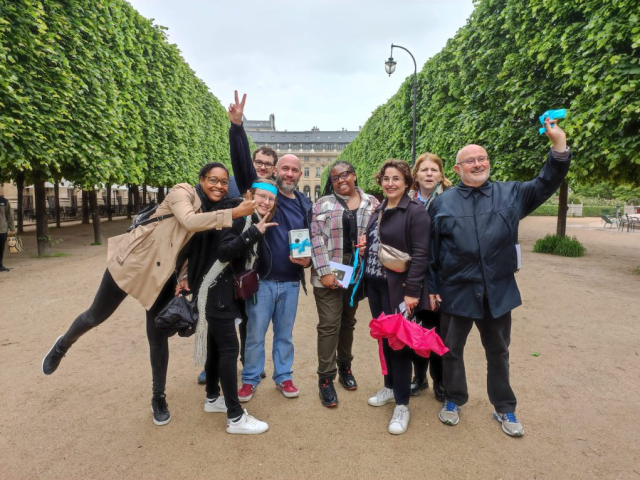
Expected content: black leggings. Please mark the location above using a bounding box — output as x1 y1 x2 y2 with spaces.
412 309 443 384
205 315 243 419
367 278 413 406
59 269 174 397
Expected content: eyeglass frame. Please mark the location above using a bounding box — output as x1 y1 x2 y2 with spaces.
254 191 276 204
330 171 354 183
204 176 229 187
253 159 275 169
456 156 490 166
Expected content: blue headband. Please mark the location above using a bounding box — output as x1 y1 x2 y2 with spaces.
252 182 278 196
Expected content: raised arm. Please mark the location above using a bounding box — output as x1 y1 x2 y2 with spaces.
228 91 257 193
518 118 571 218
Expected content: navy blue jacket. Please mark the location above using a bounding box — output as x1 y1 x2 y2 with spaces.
428 149 571 319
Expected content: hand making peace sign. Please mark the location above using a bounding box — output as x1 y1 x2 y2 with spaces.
228 90 247 126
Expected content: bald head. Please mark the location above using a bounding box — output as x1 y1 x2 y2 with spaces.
454 144 490 188
275 154 302 197
456 144 487 164
278 154 301 167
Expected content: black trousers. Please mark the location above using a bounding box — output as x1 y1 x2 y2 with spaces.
205 315 243 419
412 309 443 384
440 299 517 413
0 232 7 267
367 278 412 406
60 269 174 397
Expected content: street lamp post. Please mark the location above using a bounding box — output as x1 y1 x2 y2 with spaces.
385 43 418 165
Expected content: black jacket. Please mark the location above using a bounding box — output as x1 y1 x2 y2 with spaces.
428 149 571 319
366 194 431 313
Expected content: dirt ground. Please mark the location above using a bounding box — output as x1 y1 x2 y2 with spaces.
1 216 639 480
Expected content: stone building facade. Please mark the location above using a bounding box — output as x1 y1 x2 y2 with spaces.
244 116 359 201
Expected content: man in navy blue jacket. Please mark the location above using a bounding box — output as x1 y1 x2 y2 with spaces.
428 117 571 437
227 92 312 402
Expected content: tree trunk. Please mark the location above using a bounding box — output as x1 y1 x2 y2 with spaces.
556 180 568 237
82 190 90 224
142 183 147 207
34 180 52 256
89 190 103 245
157 186 165 204
54 180 61 228
106 183 112 221
16 172 24 234
131 184 141 214
127 185 132 219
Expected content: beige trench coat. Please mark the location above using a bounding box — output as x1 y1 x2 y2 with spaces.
107 183 232 310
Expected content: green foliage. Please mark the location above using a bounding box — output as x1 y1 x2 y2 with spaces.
340 0 640 191
35 252 70 258
0 0 231 188
533 234 585 257
530 205 559 216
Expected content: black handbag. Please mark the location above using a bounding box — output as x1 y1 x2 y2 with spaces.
155 292 199 337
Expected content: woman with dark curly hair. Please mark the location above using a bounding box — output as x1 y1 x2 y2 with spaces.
362 159 431 435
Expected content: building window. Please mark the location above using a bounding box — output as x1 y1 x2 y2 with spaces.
315 167 321 177
314 185 321 201
304 167 309 177
303 185 311 198
316 157 321 162
303 144 312 150
304 156 310 162
280 143 288 150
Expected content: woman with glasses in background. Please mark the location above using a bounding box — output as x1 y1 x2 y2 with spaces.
42 162 255 427
310 161 378 408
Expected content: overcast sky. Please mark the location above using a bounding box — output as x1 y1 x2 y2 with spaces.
127 0 475 132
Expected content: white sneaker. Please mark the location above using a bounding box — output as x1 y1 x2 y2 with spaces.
368 387 395 407
388 405 410 434
204 395 227 413
226 409 269 435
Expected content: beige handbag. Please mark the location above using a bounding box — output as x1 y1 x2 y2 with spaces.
7 235 23 253
376 210 411 273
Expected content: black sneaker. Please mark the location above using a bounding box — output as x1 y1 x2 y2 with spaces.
338 366 358 390
260 370 267 379
197 369 206 384
319 377 338 408
42 335 66 375
433 381 446 402
151 395 171 426
410 376 428 396
0 266 9 272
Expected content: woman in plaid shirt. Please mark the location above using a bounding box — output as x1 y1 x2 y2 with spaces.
310 161 379 408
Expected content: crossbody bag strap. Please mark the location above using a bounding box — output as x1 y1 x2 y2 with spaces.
333 194 358 249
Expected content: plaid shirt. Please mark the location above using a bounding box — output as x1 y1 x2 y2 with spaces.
310 188 379 285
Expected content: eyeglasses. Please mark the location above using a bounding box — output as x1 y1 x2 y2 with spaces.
254 160 275 169
254 192 276 204
456 156 489 166
205 176 229 187
330 171 352 183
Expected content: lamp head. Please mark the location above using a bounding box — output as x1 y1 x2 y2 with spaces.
385 57 396 76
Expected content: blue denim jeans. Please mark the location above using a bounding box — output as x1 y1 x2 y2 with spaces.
243 279 300 386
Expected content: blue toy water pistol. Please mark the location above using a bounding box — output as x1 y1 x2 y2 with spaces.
538 109 566 134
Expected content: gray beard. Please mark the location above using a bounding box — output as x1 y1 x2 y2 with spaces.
276 176 298 195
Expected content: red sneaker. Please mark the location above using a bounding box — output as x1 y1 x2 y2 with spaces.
276 380 300 398
238 383 256 403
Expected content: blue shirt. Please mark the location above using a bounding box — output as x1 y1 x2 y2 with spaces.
258 194 307 281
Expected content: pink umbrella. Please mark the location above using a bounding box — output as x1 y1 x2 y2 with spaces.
370 312 449 375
